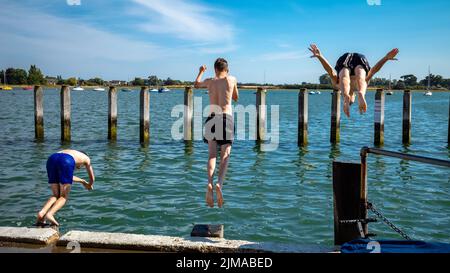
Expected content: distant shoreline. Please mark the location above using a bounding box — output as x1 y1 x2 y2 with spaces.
2 84 449 92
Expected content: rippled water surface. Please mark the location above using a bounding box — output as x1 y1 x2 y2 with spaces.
0 88 448 246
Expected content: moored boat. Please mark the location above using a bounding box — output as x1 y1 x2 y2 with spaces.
158 87 170 93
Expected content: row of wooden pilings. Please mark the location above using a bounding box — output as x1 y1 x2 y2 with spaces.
299 88 416 146
34 86 449 146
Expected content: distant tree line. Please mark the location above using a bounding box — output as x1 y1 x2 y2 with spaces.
316 73 450 90
0 65 46 85
131 75 193 87
2 65 449 90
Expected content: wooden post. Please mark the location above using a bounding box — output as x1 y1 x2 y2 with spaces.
60 85 71 142
333 161 364 245
139 86 150 145
256 87 266 141
330 89 341 144
402 90 412 145
448 96 450 145
184 86 194 141
108 86 118 141
298 88 308 146
34 85 44 140
374 89 385 146
360 148 369 237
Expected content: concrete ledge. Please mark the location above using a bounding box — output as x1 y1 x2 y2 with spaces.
0 227 59 245
58 230 336 253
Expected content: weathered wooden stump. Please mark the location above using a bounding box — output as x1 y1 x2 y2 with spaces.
298 88 308 146
60 85 71 142
374 89 385 146
402 90 412 145
330 89 341 144
256 87 266 141
34 85 44 140
108 86 118 141
140 86 150 145
184 86 194 142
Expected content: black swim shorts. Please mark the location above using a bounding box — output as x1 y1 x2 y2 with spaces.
203 113 235 146
335 53 371 78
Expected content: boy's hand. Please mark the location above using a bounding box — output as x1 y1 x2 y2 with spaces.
81 180 93 191
199 65 207 73
385 48 399 61
309 44 322 58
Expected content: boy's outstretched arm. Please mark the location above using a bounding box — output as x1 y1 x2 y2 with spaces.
73 176 92 190
309 44 338 84
84 158 95 188
366 48 399 82
194 65 207 88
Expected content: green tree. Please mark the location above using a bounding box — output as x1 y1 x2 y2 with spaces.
400 74 418 86
319 73 331 85
27 65 46 85
420 74 443 87
87 77 104 86
164 77 175 85
148 75 160 86
5 68 28 84
394 80 406 90
66 77 77 86
56 75 65 85
132 77 145 86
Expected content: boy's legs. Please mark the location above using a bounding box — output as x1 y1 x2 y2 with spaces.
206 141 217 207
45 184 71 226
216 144 232 208
355 65 368 114
36 184 60 224
339 68 352 117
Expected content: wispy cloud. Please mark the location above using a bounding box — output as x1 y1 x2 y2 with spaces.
0 2 171 78
131 0 236 53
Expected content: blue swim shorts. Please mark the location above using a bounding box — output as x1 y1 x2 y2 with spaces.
46 153 75 184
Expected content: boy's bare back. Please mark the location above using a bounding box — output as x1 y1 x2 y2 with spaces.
204 76 238 115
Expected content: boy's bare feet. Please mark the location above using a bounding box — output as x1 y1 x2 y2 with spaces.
358 92 367 114
45 213 59 227
35 211 47 226
350 92 356 105
343 95 351 117
206 184 214 208
216 184 224 208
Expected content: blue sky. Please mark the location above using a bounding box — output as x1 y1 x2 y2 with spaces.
1 0 449 84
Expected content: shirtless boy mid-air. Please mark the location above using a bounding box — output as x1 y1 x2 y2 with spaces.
309 44 399 117
194 58 239 208
36 149 95 226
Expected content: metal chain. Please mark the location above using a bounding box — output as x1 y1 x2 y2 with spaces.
367 201 412 241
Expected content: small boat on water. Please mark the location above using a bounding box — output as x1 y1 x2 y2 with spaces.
309 90 321 95
424 90 432 96
23 86 33 90
386 74 394 95
93 87 106 91
121 88 132 92
150 88 158 93
1 71 13 90
73 86 84 91
158 87 170 93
